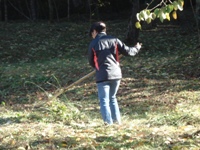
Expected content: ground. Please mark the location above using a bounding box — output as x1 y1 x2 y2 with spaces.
0 7 200 150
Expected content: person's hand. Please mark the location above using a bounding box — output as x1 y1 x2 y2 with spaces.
135 42 142 50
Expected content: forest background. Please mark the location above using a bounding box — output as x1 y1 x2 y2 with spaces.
0 0 200 149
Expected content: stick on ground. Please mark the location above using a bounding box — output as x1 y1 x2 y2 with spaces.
49 70 95 101
49 55 123 101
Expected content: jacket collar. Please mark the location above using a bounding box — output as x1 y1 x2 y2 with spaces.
96 32 106 38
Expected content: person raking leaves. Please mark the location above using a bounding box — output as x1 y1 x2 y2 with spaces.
88 21 142 125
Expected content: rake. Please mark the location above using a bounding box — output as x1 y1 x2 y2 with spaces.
49 54 124 101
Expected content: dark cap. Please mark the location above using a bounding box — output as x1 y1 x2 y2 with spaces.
89 21 106 37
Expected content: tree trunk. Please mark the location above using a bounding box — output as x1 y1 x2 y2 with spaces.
86 0 92 21
30 0 36 21
94 0 99 20
18 0 23 14
4 0 7 22
48 0 53 23
26 0 31 19
68 0 70 20
126 0 140 44
53 0 59 22
0 0 2 21
72 0 82 7
196 0 200 28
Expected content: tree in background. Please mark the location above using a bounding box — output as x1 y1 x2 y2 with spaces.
30 0 36 21
0 0 2 21
126 0 140 44
196 0 200 27
48 0 53 23
0 0 199 43
4 0 8 22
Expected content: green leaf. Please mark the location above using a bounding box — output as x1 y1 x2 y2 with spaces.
166 13 170 21
159 14 164 23
154 8 160 18
146 18 152 24
172 1 178 10
136 13 140 21
177 0 184 11
178 0 184 7
141 10 149 21
150 13 156 20
166 4 174 13
162 6 168 14
146 9 151 16
139 12 145 21
135 21 142 29
159 9 166 22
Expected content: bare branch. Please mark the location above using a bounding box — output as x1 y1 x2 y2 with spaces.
7 0 32 21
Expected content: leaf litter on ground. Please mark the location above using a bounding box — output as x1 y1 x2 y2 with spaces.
0 10 200 149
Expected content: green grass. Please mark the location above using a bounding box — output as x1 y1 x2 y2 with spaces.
0 16 200 149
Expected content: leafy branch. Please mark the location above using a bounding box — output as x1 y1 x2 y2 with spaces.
135 0 184 29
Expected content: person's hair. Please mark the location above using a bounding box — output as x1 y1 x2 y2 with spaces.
89 21 106 37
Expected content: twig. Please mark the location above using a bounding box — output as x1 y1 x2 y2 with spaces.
7 0 32 21
148 0 173 12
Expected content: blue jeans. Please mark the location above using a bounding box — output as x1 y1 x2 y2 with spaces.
97 79 121 125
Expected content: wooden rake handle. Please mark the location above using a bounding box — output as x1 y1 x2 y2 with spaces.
49 70 95 101
49 55 123 101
